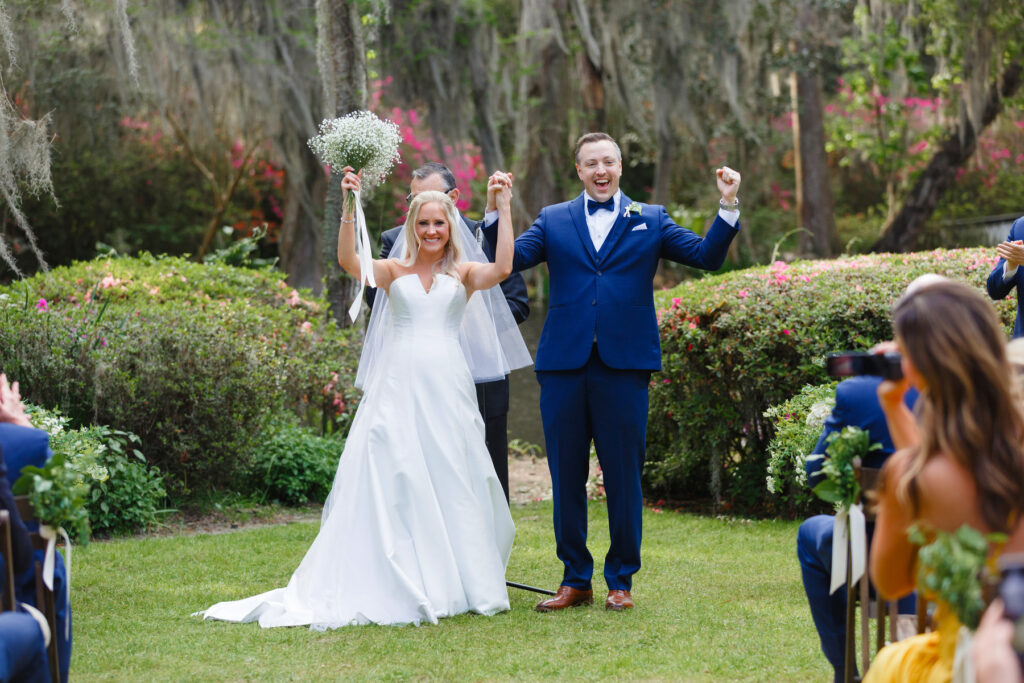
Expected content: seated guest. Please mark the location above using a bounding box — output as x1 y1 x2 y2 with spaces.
986 216 1024 339
797 376 917 683
0 374 70 682
0 611 50 683
1 440 49 683
864 279 1024 681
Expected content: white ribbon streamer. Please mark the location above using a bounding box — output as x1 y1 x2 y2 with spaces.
20 602 50 648
829 503 867 595
951 625 975 683
39 524 71 639
346 189 376 323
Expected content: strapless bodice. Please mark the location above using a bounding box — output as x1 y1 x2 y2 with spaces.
388 273 467 339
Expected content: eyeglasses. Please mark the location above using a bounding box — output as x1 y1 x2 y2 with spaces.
406 188 456 203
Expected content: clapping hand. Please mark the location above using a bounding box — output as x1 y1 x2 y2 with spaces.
716 167 741 205
0 373 32 428
996 240 1024 269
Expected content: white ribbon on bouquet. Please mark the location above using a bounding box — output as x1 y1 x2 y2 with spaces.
829 503 867 595
39 524 71 639
346 189 376 323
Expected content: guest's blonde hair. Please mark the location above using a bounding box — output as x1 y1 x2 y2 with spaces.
399 191 466 279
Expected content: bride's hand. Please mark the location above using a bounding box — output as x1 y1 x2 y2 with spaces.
340 166 362 197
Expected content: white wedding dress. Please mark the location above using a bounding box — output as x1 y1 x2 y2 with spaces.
200 273 515 629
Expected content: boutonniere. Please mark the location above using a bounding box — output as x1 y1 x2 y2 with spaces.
623 201 642 218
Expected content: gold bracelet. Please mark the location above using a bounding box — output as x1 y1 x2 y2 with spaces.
340 218 355 224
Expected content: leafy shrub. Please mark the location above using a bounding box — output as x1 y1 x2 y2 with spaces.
0 254 362 495
763 382 836 516
647 247 1014 512
27 405 167 536
246 420 344 505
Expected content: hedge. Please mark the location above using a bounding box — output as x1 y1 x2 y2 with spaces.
646 248 1014 512
0 254 362 495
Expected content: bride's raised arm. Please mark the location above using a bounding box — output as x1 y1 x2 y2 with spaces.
337 167 394 291
463 175 513 294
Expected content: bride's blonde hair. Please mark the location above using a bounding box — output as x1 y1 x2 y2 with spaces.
399 191 466 278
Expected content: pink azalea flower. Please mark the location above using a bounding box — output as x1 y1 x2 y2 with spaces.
300 321 313 334
783 329 792 335
688 322 697 329
35 298 48 312
738 289 748 299
671 297 682 307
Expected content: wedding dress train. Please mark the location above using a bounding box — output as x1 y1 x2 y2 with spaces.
199 273 515 629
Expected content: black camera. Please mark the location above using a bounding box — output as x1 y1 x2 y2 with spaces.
825 352 903 380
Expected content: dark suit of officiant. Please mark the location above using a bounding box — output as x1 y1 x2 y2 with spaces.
366 212 530 503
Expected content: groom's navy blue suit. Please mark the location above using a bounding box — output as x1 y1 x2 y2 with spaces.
512 192 738 590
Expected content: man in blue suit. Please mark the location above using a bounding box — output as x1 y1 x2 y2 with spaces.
798 376 917 682
986 216 1024 338
505 132 741 611
0 375 70 682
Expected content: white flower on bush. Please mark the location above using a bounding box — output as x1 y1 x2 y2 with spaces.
805 401 833 429
307 111 402 189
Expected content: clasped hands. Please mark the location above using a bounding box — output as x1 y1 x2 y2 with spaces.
996 240 1024 270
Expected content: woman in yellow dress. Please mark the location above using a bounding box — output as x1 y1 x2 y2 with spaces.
865 278 1024 682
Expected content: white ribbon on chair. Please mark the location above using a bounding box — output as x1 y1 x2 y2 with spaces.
20 602 50 648
346 189 376 323
829 503 867 595
39 524 71 639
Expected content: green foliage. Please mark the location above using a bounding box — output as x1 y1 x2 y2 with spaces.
27 404 168 536
0 254 362 496
812 427 880 507
13 452 91 543
203 225 278 269
764 381 837 515
911 524 1004 630
646 247 1015 511
246 421 344 505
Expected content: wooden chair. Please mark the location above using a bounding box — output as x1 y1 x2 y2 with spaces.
14 495 63 683
842 461 904 683
0 509 15 611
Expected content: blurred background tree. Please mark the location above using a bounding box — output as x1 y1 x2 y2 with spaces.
0 0 1022 291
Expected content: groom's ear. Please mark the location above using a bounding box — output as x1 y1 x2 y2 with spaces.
447 188 460 205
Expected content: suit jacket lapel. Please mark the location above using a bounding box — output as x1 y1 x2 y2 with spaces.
569 195 599 263
596 193 633 263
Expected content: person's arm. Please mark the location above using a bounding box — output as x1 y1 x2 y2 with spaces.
336 168 394 292
0 451 32 576
869 449 918 599
660 167 742 270
989 220 1024 300
464 178 513 293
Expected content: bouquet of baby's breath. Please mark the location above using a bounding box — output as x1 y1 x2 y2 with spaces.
810 425 881 508
910 524 1003 629
307 111 402 206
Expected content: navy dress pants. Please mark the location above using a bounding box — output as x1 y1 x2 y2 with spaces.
537 344 650 591
798 515 915 683
15 550 70 683
0 611 50 683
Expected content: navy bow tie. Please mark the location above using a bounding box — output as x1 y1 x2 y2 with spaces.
587 197 615 215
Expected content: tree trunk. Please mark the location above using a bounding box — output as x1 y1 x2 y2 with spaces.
871 60 1023 253
279 156 325 293
790 68 837 257
513 0 571 223
321 0 367 326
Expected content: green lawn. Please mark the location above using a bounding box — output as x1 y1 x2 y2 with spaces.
72 502 827 681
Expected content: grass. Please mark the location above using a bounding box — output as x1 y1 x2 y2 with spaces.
72 502 827 681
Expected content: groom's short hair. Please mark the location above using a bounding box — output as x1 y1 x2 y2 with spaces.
574 132 621 164
411 162 457 193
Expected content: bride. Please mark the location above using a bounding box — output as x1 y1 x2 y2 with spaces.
199 168 529 629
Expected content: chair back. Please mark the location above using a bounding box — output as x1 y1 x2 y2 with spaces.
843 460 901 683
0 509 15 611
13 495 62 683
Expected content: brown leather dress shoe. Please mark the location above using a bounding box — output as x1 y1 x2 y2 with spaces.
535 586 594 612
605 590 634 611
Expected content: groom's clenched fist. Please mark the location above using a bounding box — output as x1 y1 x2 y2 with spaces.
716 166 741 205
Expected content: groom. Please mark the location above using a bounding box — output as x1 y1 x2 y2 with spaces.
506 132 742 611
